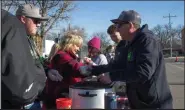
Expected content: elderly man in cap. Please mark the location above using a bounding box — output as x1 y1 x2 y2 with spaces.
80 10 173 109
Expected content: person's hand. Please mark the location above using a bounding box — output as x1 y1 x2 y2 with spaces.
47 69 63 81
98 73 112 84
79 65 92 76
83 57 93 64
83 57 97 66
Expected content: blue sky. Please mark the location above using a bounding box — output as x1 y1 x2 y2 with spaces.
53 1 184 37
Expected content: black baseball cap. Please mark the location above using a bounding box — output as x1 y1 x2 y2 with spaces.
111 10 141 25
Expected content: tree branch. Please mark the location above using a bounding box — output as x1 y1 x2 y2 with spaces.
37 0 42 7
43 2 72 35
46 1 60 9
44 12 63 34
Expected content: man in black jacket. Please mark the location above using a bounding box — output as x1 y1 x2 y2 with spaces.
15 4 62 82
1 9 46 109
1 5 62 109
15 4 63 109
98 24 128 93
105 24 128 82
81 10 173 109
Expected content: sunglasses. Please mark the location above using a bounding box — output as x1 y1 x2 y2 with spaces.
26 16 41 24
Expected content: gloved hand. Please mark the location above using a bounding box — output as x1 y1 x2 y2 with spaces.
97 73 112 84
79 65 92 76
47 69 63 81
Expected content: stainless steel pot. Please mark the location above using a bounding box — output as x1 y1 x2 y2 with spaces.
69 81 113 109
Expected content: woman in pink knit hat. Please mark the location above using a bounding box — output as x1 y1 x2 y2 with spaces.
83 36 111 83
85 36 107 65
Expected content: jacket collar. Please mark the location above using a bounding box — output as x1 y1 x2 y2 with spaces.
128 24 148 46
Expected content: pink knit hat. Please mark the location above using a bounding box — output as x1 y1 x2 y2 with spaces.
88 36 101 51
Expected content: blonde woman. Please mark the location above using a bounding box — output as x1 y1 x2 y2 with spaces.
44 34 86 108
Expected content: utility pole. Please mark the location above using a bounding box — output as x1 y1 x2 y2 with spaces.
163 13 177 57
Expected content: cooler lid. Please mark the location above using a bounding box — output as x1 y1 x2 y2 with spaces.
70 81 112 90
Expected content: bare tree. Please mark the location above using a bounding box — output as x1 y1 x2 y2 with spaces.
173 25 184 39
60 24 88 42
2 1 25 13
2 0 77 54
152 24 184 49
45 32 58 40
2 0 14 11
36 0 76 54
152 25 163 40
19 0 77 39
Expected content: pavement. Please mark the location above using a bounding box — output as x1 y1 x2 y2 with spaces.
165 62 184 109
165 57 184 63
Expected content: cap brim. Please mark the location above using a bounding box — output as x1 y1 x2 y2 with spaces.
36 17 49 21
111 19 123 24
29 16 49 21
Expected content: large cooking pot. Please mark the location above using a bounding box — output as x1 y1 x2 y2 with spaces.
69 81 113 109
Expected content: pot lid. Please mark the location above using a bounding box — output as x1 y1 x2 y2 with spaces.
70 81 112 90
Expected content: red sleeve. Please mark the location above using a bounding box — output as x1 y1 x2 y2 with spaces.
68 59 84 77
51 51 85 77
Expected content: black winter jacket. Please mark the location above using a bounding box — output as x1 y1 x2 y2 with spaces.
92 24 173 109
109 40 128 81
1 9 46 109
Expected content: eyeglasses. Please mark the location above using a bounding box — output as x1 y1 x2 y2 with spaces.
115 22 129 28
